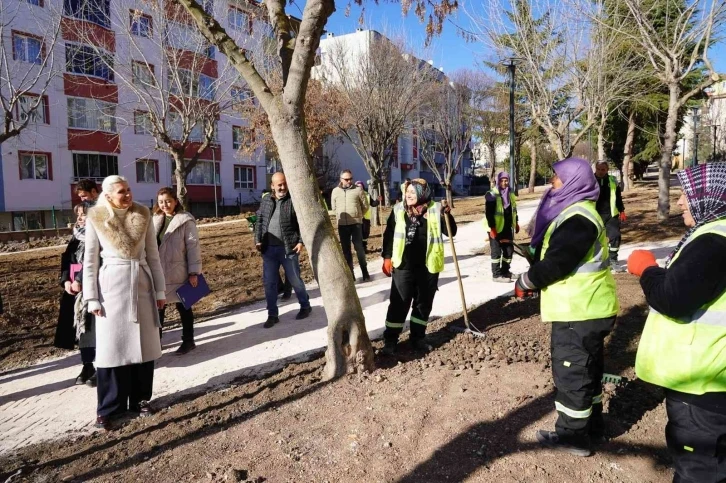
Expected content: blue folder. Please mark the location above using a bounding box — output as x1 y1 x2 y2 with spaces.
175 274 210 310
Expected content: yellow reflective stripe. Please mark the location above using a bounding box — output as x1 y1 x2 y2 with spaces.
592 393 603 404
684 446 694 452
385 321 404 328
555 402 592 419
563 361 571 367
410 316 428 326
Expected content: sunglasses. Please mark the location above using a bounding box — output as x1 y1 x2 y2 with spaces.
341 177 352 181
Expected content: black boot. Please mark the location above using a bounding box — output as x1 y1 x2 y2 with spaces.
361 266 371 282
75 363 95 385
381 339 398 355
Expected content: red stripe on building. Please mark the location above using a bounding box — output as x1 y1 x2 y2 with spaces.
61 17 116 53
63 73 118 102
67 129 121 153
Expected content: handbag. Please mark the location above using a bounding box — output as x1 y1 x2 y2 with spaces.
175 274 210 310
70 263 83 283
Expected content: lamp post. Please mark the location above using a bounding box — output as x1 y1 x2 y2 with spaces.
692 106 700 167
501 57 522 194
711 124 720 161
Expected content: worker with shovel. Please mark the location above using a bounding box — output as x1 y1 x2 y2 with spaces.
485 171 519 282
380 179 456 355
514 157 619 457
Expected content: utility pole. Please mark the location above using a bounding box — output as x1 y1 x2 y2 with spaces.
712 124 720 161
692 106 700 167
501 57 522 194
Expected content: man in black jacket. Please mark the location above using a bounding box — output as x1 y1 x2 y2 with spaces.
594 161 626 267
255 173 312 328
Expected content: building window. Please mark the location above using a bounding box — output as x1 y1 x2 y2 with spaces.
67 97 117 132
169 69 215 100
186 160 219 185
19 152 52 180
27 0 44 6
13 211 45 231
72 153 118 180
230 86 253 105
12 33 43 64
65 43 114 81
234 165 255 190
130 10 152 37
167 112 217 142
63 0 110 28
136 159 158 183
232 126 254 150
15 95 49 124
164 21 214 58
227 7 249 31
132 61 155 87
134 110 152 135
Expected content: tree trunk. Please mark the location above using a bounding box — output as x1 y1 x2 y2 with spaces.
597 119 606 161
622 110 636 192
528 141 537 193
488 142 497 179
381 168 391 207
657 82 681 221
172 153 190 210
269 114 374 381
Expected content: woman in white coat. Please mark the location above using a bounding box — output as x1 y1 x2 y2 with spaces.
154 187 202 355
83 175 166 429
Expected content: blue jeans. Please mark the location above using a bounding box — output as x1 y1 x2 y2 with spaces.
262 245 310 317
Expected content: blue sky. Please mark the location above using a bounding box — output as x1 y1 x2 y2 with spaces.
324 2 726 78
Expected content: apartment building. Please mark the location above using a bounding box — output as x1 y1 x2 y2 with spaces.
314 30 472 200
0 0 281 231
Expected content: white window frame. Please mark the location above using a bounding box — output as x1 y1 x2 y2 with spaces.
134 110 152 135
136 159 158 183
185 160 220 185
72 152 118 181
13 33 42 64
67 97 117 133
132 61 155 87
20 153 50 180
17 95 48 124
130 11 152 37
65 42 114 81
234 165 254 190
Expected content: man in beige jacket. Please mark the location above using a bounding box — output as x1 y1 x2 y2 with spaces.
331 169 370 282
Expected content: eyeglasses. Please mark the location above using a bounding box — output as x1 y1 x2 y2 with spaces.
341 177 352 181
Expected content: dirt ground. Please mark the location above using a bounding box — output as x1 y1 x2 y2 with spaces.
0 273 673 482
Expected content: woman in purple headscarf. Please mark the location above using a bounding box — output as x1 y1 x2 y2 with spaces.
515 158 619 457
627 162 726 483
485 171 519 281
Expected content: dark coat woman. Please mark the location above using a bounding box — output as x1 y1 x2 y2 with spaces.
54 202 96 386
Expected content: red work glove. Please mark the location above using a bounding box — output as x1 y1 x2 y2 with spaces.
515 223 520 234
627 250 657 277
489 229 497 239
382 258 393 277
619 212 627 223
514 274 537 299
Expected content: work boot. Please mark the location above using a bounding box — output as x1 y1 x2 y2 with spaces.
280 291 292 301
175 340 196 355
361 267 371 283
381 339 398 356
410 337 431 352
95 415 113 431
263 316 279 328
492 275 510 283
85 371 97 388
75 363 95 385
295 307 312 320
535 430 591 457
130 400 154 418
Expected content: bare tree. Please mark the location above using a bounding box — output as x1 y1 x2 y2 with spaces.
176 0 457 380
593 0 725 220
418 69 478 205
64 0 245 208
321 34 438 208
0 1 61 143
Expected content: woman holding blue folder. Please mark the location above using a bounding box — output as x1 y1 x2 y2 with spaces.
154 187 202 356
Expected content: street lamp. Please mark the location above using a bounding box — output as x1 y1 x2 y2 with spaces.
709 124 720 161
501 57 523 194
691 106 700 167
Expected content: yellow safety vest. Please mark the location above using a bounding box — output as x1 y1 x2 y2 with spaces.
635 220 726 394
539 201 619 322
363 193 371 220
391 201 445 274
483 187 517 232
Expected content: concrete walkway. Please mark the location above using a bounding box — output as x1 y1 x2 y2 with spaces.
0 200 676 455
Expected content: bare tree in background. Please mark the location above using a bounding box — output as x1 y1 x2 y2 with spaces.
591 0 724 220
0 1 61 143
176 0 457 380
65 0 244 208
418 69 478 206
321 34 438 209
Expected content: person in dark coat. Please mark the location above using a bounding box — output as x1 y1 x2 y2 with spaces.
594 161 626 268
54 202 97 386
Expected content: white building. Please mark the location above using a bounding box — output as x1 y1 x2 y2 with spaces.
314 30 472 200
0 0 277 231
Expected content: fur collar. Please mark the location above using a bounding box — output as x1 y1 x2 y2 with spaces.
88 202 151 259
153 211 195 244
